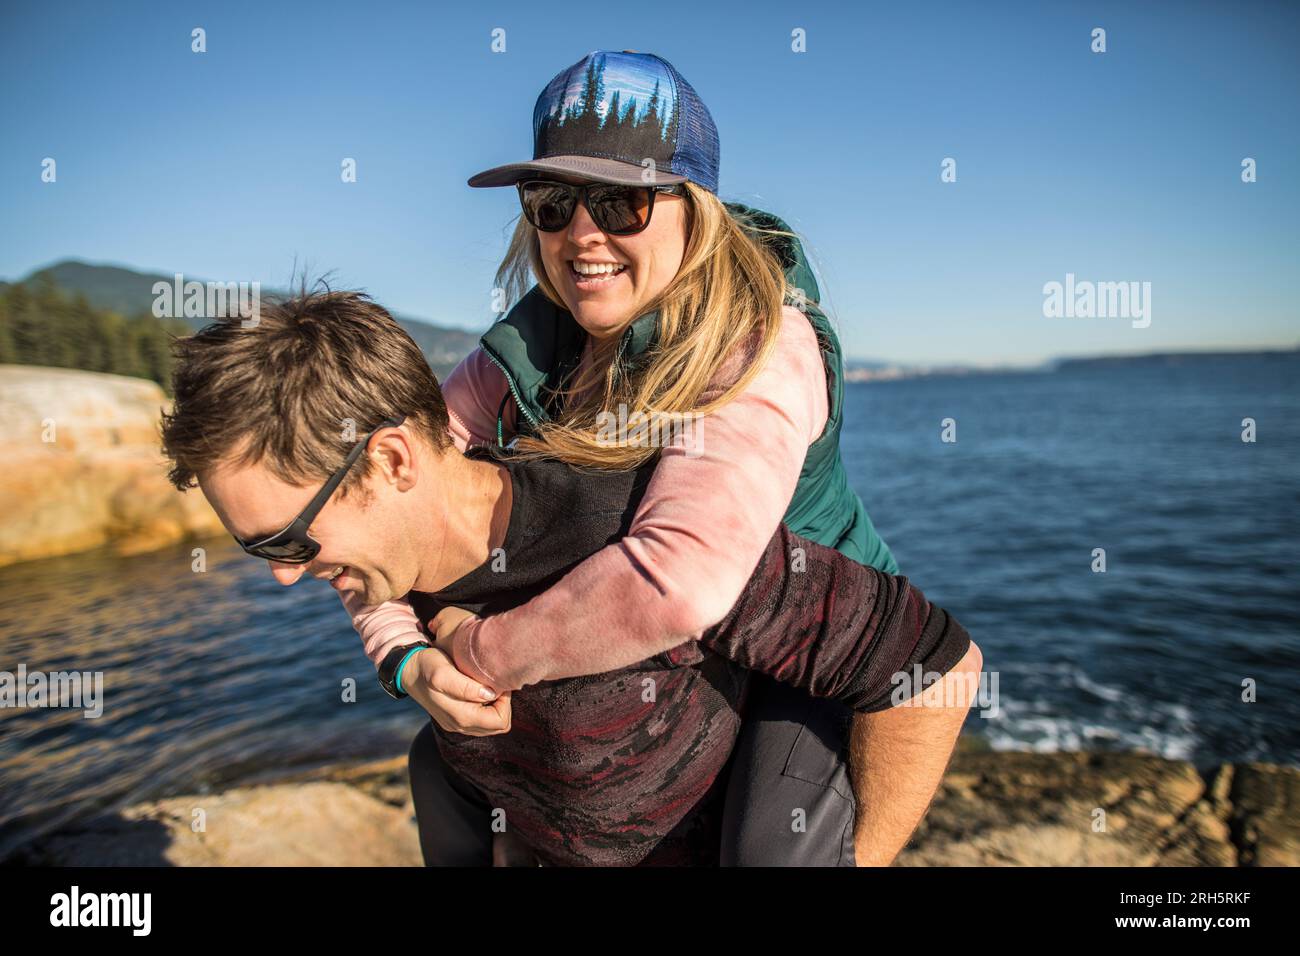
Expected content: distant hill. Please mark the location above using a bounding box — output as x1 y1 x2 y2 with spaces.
11 260 483 378
1052 347 1300 372
841 347 1300 382
23 261 164 319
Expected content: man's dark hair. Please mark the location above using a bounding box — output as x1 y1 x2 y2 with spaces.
160 283 453 497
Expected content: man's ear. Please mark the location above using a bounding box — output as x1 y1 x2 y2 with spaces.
368 428 419 491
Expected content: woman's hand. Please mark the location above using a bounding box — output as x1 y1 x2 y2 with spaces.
428 604 478 645
401 644 512 737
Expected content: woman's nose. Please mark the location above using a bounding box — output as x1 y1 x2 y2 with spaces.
568 195 606 240
268 561 306 586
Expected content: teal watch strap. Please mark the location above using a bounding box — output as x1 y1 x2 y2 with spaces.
395 646 427 695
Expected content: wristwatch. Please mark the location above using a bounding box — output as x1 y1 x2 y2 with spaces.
378 641 433 700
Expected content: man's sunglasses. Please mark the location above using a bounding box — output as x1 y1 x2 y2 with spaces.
234 415 406 564
516 178 685 236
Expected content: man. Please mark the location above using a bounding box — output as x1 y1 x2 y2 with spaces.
160 287 982 866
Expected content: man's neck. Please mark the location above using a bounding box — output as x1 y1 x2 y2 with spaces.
412 453 512 594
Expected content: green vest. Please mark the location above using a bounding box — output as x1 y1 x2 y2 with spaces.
477 201 898 574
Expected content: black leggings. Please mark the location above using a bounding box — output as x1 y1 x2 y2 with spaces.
408 673 857 866
407 720 497 865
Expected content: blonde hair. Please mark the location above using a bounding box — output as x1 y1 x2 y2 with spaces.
495 181 803 470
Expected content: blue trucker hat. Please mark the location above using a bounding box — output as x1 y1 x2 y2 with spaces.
467 49 720 193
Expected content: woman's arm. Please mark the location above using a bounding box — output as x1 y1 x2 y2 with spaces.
699 521 973 712
441 346 514 449
342 589 426 666
450 305 831 691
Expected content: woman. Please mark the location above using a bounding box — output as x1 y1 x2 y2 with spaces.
346 49 899 865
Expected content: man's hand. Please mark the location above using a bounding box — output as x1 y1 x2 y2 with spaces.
402 645 512 737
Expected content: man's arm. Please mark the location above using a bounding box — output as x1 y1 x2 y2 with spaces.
848 641 982 865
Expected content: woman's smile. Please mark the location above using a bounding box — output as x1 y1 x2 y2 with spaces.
569 258 629 293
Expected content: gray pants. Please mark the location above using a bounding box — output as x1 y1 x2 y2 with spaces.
720 673 857 866
408 672 857 866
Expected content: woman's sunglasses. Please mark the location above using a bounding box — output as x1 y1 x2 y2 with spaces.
517 179 685 236
234 415 406 564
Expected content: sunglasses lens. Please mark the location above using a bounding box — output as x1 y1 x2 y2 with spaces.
520 182 578 231
588 185 651 234
520 181 653 235
243 535 317 563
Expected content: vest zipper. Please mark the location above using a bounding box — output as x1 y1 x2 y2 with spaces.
481 342 541 445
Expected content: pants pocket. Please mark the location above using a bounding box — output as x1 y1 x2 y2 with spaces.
780 692 855 803
720 674 857 866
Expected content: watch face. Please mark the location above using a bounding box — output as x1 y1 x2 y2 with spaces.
380 672 402 699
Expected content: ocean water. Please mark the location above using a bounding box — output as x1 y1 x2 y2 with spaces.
0 537 428 862
1 353 1297 860
841 353 1300 768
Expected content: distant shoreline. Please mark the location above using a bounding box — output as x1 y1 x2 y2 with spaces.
843 345 1300 383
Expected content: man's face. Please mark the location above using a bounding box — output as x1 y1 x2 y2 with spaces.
198 443 427 606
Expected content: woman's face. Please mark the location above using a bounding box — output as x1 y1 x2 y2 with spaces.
534 175 688 340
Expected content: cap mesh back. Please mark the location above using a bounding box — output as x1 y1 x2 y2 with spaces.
661 58 719 193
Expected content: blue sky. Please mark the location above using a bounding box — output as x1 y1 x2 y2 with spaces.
1 0 1296 365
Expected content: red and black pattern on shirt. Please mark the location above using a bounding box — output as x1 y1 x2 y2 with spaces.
427 641 750 867
408 453 973 866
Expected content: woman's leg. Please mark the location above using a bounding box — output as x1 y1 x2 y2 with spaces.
719 673 857 866
407 721 495 865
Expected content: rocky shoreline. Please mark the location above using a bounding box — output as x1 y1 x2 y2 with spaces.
899 745 1297 867
0 365 226 568
12 740 1297 867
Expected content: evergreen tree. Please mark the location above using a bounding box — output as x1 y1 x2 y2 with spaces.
575 54 606 139
0 294 14 364
0 280 184 393
603 90 621 132
646 79 662 140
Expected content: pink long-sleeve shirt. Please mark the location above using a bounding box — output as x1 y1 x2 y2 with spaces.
342 304 830 691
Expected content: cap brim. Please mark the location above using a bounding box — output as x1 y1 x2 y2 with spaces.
467 155 689 188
